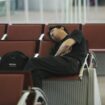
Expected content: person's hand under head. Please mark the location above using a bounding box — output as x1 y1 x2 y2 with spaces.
49 26 76 56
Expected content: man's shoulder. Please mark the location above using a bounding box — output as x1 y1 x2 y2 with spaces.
70 29 82 35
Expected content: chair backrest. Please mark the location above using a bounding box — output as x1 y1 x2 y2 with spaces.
43 24 80 40
82 24 105 75
38 41 55 57
0 24 7 39
0 74 24 105
0 41 36 57
7 24 44 40
82 24 105 49
0 71 33 90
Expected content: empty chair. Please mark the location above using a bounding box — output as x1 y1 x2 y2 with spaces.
82 24 105 75
7 24 44 40
43 24 81 40
0 41 36 57
0 24 7 39
0 74 24 105
82 24 105 49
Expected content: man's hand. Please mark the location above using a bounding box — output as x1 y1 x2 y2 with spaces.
60 47 72 56
55 38 76 56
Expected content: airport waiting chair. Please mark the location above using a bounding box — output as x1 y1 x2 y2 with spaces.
82 24 105 49
0 24 7 39
37 40 101 105
0 71 33 90
0 41 36 57
42 68 101 105
38 40 88 78
43 23 81 40
0 41 36 78
0 41 36 89
0 41 35 101
6 24 44 41
0 73 24 105
82 23 105 75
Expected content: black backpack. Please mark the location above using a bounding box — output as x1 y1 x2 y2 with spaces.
0 51 29 70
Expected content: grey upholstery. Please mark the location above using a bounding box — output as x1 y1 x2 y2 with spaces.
95 52 105 75
42 69 101 105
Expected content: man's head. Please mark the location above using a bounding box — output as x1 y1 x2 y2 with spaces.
48 25 68 42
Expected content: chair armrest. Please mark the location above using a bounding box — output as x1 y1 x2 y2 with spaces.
39 33 45 41
0 56 1 61
34 53 39 58
89 50 97 68
1 34 7 40
79 53 89 80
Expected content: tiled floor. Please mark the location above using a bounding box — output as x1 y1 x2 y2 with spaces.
0 6 105 23
87 6 105 23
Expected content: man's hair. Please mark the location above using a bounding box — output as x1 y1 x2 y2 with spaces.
48 25 68 41
48 24 68 33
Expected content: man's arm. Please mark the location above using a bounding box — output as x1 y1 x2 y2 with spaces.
55 38 76 56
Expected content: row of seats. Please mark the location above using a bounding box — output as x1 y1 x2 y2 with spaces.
0 40 55 57
0 24 44 40
0 23 104 78
0 23 105 49
0 67 101 105
0 23 105 57
0 23 103 105
0 50 101 105
0 23 80 58
0 24 80 40
1 23 104 75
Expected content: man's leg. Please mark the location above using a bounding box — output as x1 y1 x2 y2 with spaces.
31 69 52 88
24 57 80 88
24 58 53 88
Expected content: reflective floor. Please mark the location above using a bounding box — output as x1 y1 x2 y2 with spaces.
0 6 105 23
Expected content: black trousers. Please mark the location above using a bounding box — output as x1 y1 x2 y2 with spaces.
24 56 80 88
